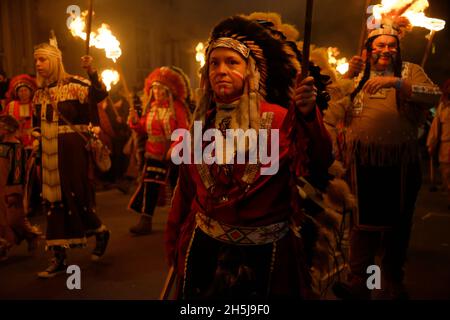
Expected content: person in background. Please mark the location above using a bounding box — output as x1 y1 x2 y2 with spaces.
427 79 450 209
127 66 191 235
326 19 441 299
3 74 37 152
0 115 42 262
32 42 111 278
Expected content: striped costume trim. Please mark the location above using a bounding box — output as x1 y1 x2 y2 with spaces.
57 124 89 134
195 212 289 246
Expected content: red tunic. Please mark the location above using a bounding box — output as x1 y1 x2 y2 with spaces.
165 101 333 297
2 101 34 148
129 100 189 159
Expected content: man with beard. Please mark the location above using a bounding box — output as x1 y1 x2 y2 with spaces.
325 23 441 299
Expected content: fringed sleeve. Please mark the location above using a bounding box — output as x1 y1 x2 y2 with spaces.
407 63 441 105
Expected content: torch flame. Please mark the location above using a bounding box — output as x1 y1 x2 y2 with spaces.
101 69 120 91
68 11 122 62
372 0 445 33
328 47 349 75
195 42 205 68
403 11 445 31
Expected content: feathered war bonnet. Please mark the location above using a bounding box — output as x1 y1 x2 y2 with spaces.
193 15 298 132
6 74 37 102
243 12 331 111
142 66 192 116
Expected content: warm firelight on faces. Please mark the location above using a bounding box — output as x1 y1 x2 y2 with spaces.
371 35 398 70
34 54 51 78
152 83 169 103
208 48 247 103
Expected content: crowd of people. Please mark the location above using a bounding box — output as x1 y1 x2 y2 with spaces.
0 10 447 300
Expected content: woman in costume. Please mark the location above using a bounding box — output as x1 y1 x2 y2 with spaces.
33 43 111 277
164 15 339 299
128 66 191 235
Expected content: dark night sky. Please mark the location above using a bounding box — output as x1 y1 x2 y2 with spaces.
33 0 450 88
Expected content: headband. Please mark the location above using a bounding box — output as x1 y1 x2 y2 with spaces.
34 47 62 60
210 37 250 59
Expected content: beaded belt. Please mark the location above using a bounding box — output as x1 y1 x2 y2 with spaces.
58 125 89 134
195 212 289 245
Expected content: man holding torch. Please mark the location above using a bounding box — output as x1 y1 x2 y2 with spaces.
325 17 441 299
163 13 341 299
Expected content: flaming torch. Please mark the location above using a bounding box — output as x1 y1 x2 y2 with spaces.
101 68 123 123
67 4 130 122
195 42 205 68
67 7 122 62
327 47 349 76
370 0 446 67
371 0 445 33
101 69 120 91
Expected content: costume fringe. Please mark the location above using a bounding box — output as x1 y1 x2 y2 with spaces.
302 175 356 297
346 140 420 167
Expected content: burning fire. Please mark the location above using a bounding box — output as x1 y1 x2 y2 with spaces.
372 0 445 32
327 47 349 75
68 11 122 62
195 42 205 68
101 69 120 91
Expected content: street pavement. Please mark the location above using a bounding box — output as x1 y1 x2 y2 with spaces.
1 172 449 300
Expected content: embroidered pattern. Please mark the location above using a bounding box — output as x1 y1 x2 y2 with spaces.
196 212 289 245
145 105 174 142
210 37 250 59
41 121 61 203
58 125 89 134
195 111 275 191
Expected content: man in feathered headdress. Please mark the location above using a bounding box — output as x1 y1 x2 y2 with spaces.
326 17 441 299
164 14 337 299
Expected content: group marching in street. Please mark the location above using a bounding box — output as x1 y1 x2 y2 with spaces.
0 5 447 301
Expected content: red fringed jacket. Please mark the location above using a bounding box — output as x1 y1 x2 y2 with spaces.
165 101 333 284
